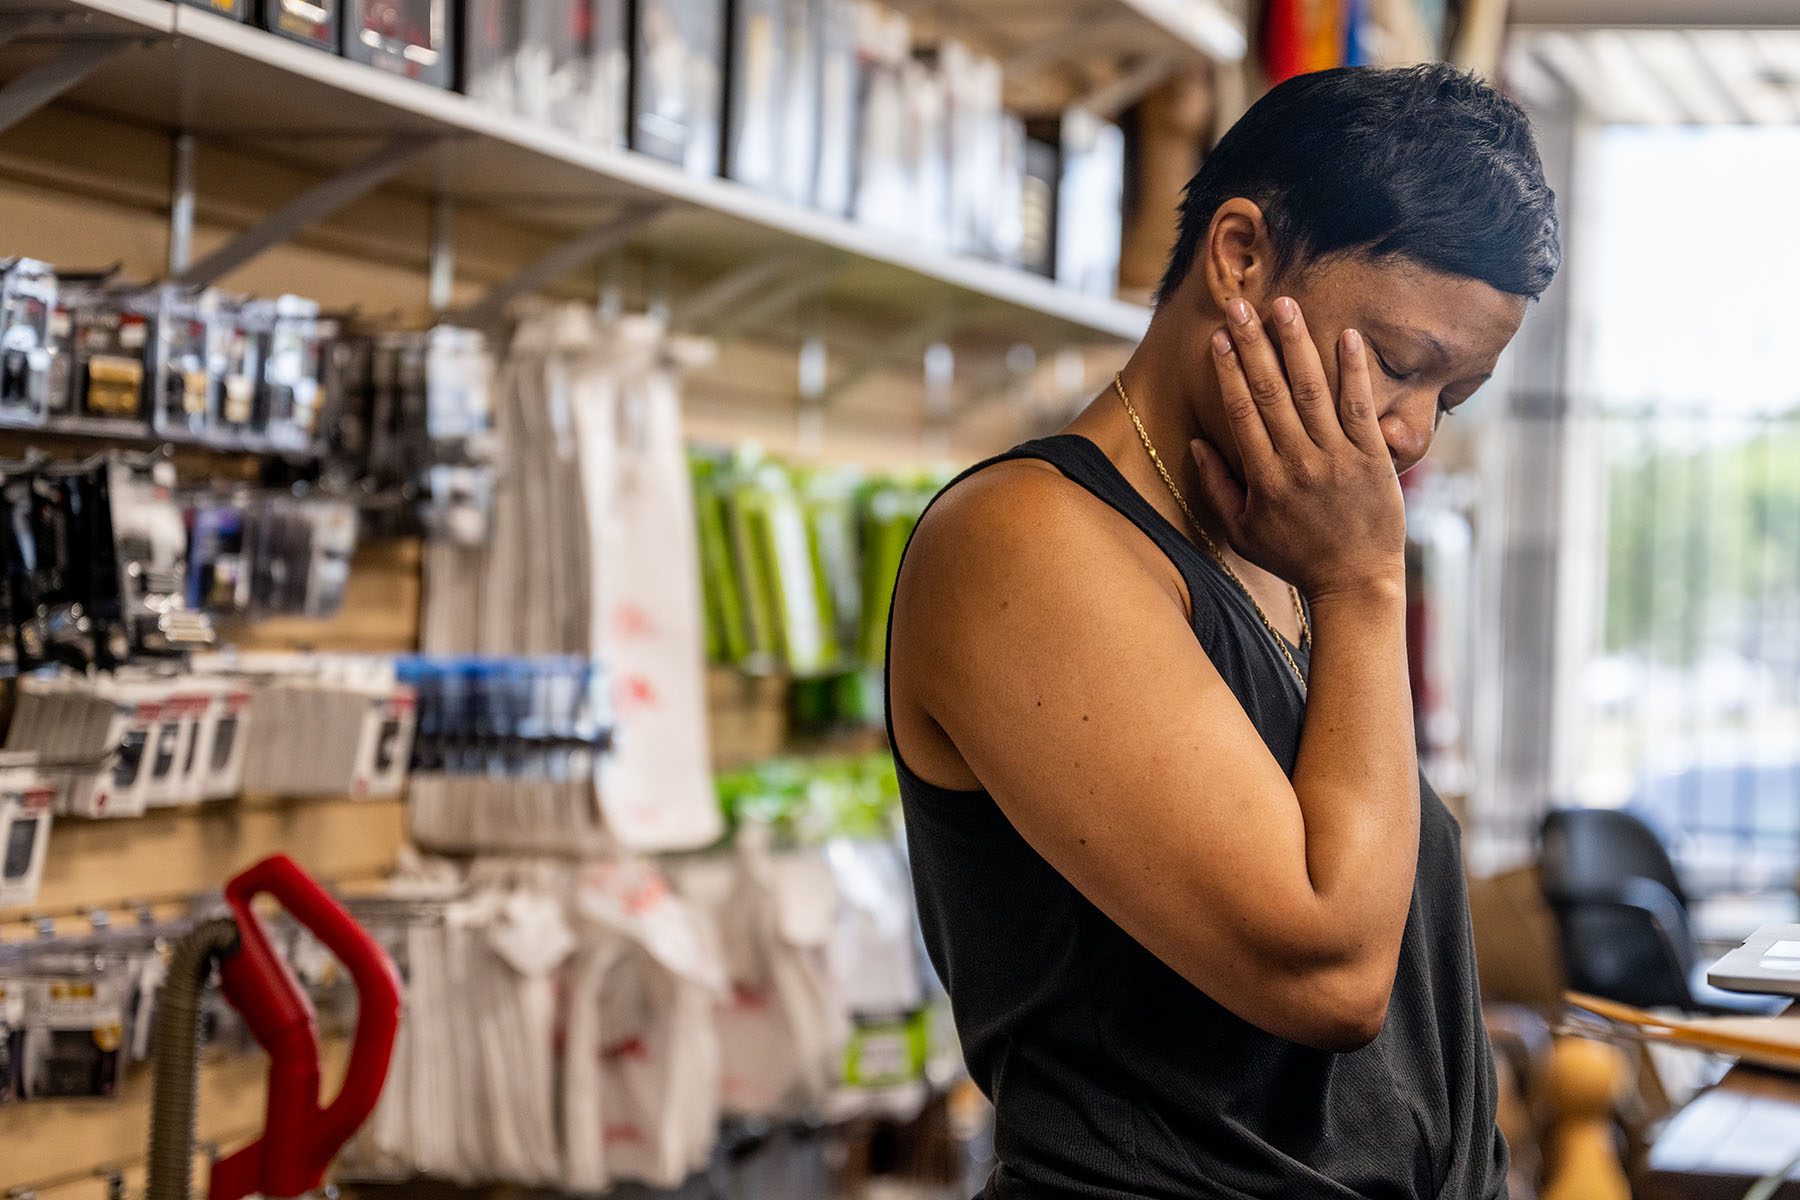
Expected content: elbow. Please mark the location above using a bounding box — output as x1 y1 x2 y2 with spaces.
1286 961 1394 1052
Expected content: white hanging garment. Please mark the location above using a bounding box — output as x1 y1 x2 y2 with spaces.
581 315 722 852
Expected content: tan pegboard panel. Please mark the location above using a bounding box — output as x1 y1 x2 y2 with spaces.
0 1038 351 1195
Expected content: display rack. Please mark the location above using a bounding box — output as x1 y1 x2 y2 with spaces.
0 0 1156 359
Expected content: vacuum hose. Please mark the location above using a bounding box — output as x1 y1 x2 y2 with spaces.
146 917 241 1200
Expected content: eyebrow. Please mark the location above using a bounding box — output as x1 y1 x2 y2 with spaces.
1368 321 1452 363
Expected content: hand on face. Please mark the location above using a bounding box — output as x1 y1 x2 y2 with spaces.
1189 296 1407 600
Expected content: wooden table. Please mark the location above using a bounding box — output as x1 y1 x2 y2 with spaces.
1648 1063 1800 1198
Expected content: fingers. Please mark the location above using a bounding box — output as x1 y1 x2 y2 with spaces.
1223 298 1308 452
1270 297 1342 447
1210 327 1276 477
1189 436 1247 543
1336 329 1387 457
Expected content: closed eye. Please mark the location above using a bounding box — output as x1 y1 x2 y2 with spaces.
1370 344 1415 382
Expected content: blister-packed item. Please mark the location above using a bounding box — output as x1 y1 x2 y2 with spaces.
0 258 55 426
461 0 523 110
67 288 150 422
244 294 326 452
259 0 341 49
5 460 128 672
12 966 127 1099
941 40 1005 259
344 0 454 86
628 0 723 175
0 761 53 908
148 286 223 440
522 0 630 144
108 457 214 657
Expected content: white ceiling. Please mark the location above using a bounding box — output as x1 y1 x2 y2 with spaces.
1504 28 1800 124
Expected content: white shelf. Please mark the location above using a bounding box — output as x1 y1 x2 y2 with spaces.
0 0 1152 346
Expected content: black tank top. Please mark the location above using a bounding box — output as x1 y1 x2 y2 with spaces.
886 435 1506 1200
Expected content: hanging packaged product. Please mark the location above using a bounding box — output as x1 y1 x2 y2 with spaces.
148 286 224 441
0 760 53 908
10 959 129 1099
1017 124 1058 278
0 258 55 426
671 829 850 1118
239 656 417 798
723 0 787 194
344 0 454 87
627 0 724 175
857 475 930 665
108 457 215 656
5 459 128 672
213 294 265 439
244 294 327 453
585 318 722 852
259 0 341 49
1046 105 1125 297
564 857 724 1191
66 287 150 424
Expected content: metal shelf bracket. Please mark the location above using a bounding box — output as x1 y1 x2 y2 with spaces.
454 202 670 327
668 253 811 334
818 301 976 407
0 35 131 136
174 132 440 288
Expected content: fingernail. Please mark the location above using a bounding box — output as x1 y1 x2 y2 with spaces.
1228 299 1255 326
1274 297 1298 325
1212 329 1233 355
1343 328 1362 353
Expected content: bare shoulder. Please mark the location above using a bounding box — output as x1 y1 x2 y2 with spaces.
902 457 1169 591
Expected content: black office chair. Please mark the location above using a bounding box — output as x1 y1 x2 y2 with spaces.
1537 807 1784 1015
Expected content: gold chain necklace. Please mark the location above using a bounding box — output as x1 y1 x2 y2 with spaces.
1113 372 1310 695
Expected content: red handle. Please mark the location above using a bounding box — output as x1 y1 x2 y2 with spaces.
208 854 401 1200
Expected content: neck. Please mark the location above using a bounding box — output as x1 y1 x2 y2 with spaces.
1069 314 1305 641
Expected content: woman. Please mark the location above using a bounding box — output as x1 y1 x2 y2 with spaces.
886 65 1561 1199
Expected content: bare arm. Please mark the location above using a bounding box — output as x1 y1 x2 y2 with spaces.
892 301 1415 1051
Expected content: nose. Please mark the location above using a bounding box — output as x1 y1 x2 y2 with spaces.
1378 387 1437 474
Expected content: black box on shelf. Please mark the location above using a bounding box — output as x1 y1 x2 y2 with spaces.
259 0 342 51
343 0 454 88
178 0 251 19
627 0 723 176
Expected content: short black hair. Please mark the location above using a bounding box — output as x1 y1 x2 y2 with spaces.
1157 63 1561 306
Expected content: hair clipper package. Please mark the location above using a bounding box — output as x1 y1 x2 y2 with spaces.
214 295 264 436
628 0 723 175
344 0 454 88
259 0 341 49
0 258 55 426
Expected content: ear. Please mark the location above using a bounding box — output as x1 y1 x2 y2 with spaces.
1199 198 1276 315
